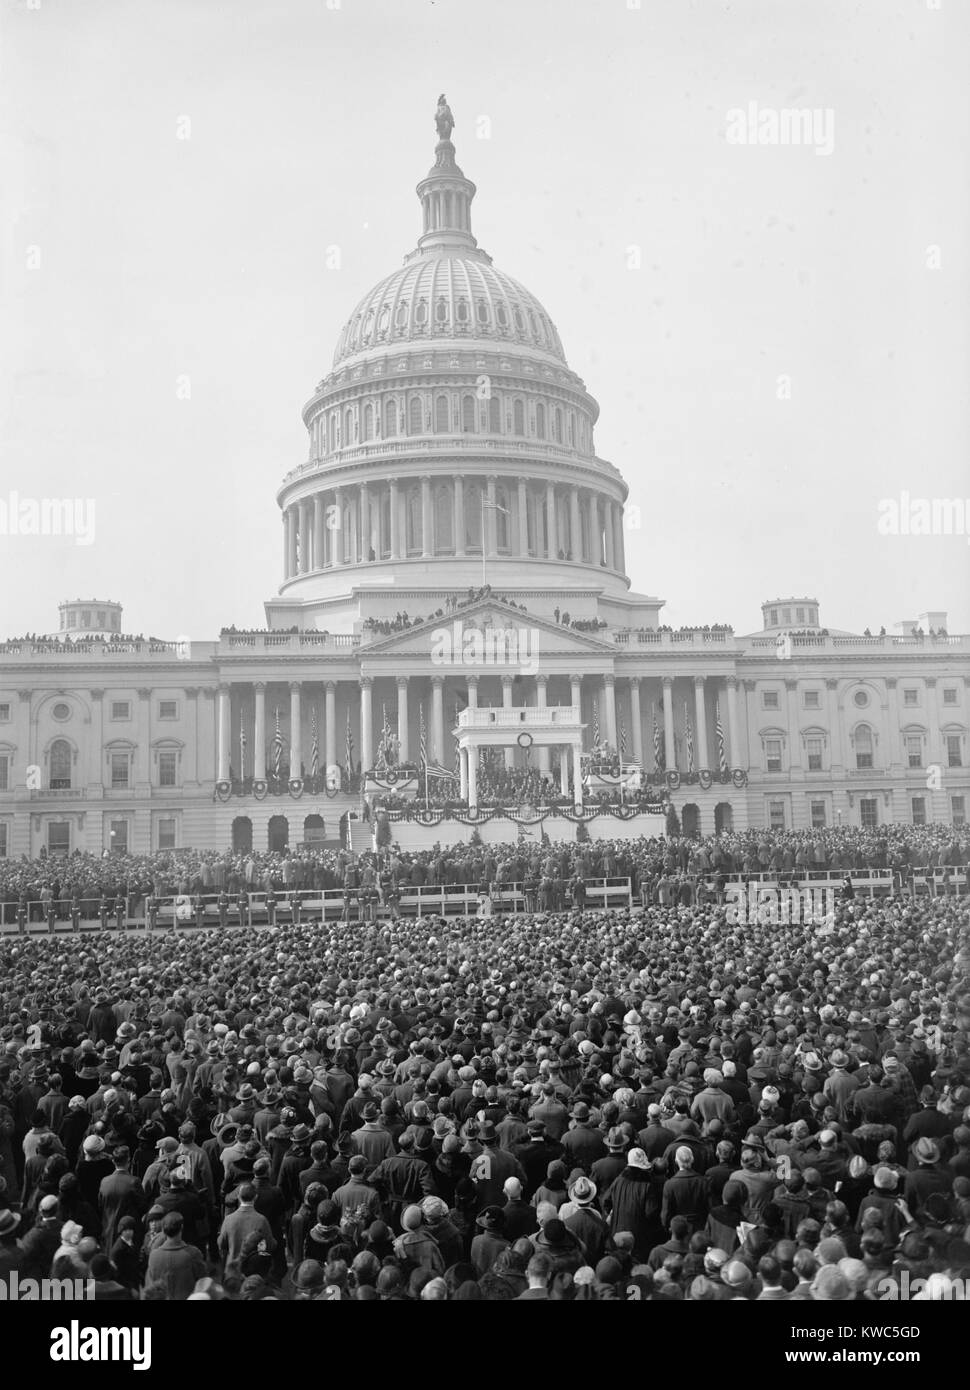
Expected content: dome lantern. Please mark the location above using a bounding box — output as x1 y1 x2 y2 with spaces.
414 97 480 257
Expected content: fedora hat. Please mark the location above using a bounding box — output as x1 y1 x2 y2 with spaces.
605 1127 627 1153
568 1175 597 1206
361 1102 380 1123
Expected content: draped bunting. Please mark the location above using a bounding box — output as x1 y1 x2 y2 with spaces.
376 802 669 827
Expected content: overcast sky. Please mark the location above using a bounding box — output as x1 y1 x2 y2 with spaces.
2 0 968 639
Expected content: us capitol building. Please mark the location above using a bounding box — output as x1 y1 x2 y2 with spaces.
1 100 966 859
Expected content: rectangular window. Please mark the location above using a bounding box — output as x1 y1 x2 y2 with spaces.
109 820 129 853
806 737 823 771
110 753 130 788
953 796 966 828
762 690 779 710
943 688 957 705
803 690 820 709
765 738 783 772
768 800 786 830
860 798 878 829
158 751 178 787
770 609 778 626
0 703 10 722
158 700 178 720
911 797 926 826
110 701 131 721
947 735 963 768
0 822 7 857
48 821 70 855
905 735 923 769
796 607 805 622
782 608 791 624
903 689 918 707
157 817 177 850
810 800 827 829
0 755 8 792
67 612 77 627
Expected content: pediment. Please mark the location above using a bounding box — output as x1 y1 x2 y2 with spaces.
360 599 617 658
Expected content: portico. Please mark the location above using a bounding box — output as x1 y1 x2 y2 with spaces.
455 705 585 809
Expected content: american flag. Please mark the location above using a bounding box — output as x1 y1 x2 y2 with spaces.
453 701 461 781
684 702 694 775
715 699 728 773
273 708 284 776
345 707 354 779
591 698 600 748
239 722 247 779
419 701 427 771
653 703 664 772
310 708 319 777
618 712 627 759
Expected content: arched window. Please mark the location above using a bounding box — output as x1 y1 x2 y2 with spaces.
488 396 501 433
377 303 390 334
513 399 525 436
567 412 575 445
50 739 72 789
414 299 428 327
384 398 398 437
456 297 469 325
362 308 374 340
344 408 354 446
435 296 448 325
395 300 408 328
409 397 423 435
435 394 450 432
363 403 374 441
406 488 422 554
328 414 337 451
855 725 874 770
461 395 476 433
465 483 484 552
513 307 524 333
553 407 563 443
496 302 509 329
380 489 391 558
476 300 489 326
435 484 454 553
535 402 546 438
526 488 537 555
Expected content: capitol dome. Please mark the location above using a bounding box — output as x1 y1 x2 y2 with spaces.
269 99 641 634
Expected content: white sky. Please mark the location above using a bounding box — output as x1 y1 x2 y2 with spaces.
1 0 968 638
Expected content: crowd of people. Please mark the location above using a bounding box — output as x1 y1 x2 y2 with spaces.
0 861 967 1303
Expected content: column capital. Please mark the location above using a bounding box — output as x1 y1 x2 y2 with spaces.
396 675 409 689
18 689 32 701
289 681 301 693
254 681 266 692
184 687 200 698
825 678 839 691
742 680 756 693
627 675 640 689
137 688 152 701
501 673 514 686
925 677 937 689
360 676 373 690
430 674 445 688
725 674 738 689
662 675 674 689
603 673 615 687
325 680 337 693
784 679 798 692
420 473 431 485
693 674 705 688
885 677 897 690
89 688 104 701
467 675 479 687
217 683 230 694
388 475 399 488
535 674 548 686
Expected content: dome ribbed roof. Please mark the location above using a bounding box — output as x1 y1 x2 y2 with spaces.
332 252 567 369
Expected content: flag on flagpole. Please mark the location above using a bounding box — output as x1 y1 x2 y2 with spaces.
685 701 694 775
453 701 461 782
715 699 728 773
618 713 627 760
273 707 284 777
419 702 427 772
591 699 600 749
653 703 664 772
345 708 354 779
239 723 247 779
310 708 319 778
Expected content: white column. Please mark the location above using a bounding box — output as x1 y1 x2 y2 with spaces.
785 679 801 773
459 746 469 801
694 676 709 771
333 488 344 565
282 512 289 579
559 753 569 797
285 508 297 578
454 476 465 557
518 479 529 556
629 678 643 766
421 476 432 558
545 482 557 558
325 682 337 770
467 746 478 807
217 685 231 781
615 501 626 574
535 676 549 773
360 678 373 772
289 682 302 778
604 502 615 569
360 484 371 561
662 676 676 771
726 676 741 769
502 675 514 768
826 679 843 771
602 675 617 748
486 475 497 556
431 676 445 763
586 492 598 564
389 478 400 561
569 487 581 562
313 495 325 571
571 744 583 806
254 683 266 780
570 675 581 715
299 502 311 574
467 676 478 709
397 677 409 762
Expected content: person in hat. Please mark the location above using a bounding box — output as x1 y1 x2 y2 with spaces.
332 1155 382 1223
660 1145 708 1234
146 1211 206 1300
469 1120 527 1211
603 1148 664 1261
855 1165 909 1247
218 1182 277 1280
590 1127 628 1193
563 1175 608 1266
98 1145 146 1252
560 1101 607 1171
470 1204 509 1278
351 1102 395 1166
394 1204 445 1276
904 1138 949 1215
511 1120 564 1198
